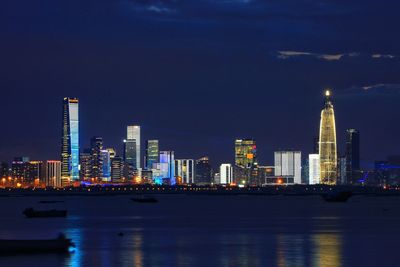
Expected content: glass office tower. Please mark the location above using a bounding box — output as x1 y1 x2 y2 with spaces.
145 140 159 169
319 90 337 185
125 125 140 169
61 97 79 185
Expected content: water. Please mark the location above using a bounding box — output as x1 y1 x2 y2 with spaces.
0 194 398 266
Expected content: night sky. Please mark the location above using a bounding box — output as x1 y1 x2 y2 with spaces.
1 0 400 168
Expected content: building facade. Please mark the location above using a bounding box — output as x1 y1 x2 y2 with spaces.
44 160 62 187
175 159 195 184
220 163 233 184
274 151 302 184
195 156 212 185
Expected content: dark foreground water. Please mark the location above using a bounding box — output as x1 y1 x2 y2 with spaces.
0 194 398 267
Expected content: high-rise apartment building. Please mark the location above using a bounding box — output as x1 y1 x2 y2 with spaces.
61 97 79 185
79 149 92 180
111 156 124 183
319 90 337 185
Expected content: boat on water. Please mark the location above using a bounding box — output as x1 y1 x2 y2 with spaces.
321 191 353 202
0 233 74 254
131 196 158 203
23 207 67 218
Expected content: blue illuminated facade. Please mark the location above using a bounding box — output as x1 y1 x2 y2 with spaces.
61 97 80 185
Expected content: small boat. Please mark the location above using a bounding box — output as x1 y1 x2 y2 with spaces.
0 233 74 254
131 196 158 203
321 191 353 202
23 207 67 218
38 200 65 204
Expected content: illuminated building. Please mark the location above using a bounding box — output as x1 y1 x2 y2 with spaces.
107 148 116 160
11 157 30 180
44 160 61 187
338 156 347 184
111 156 124 183
61 97 79 185
235 139 257 168
345 129 360 184
319 90 337 185
101 149 111 182
159 151 175 182
220 163 233 184
90 136 103 180
308 154 320 184
175 159 195 184
274 151 302 184
195 156 212 185
145 140 159 169
257 166 275 185
26 161 43 185
0 162 8 178
79 149 91 180
125 125 140 169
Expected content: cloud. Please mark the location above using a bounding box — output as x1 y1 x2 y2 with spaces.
277 50 358 61
147 5 174 14
277 51 400 61
371 54 397 59
339 84 400 97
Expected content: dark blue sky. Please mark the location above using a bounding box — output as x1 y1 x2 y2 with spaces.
1 0 400 168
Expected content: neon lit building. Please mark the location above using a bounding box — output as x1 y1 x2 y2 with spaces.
90 136 103 180
61 97 79 186
220 163 233 184
319 90 337 185
159 151 175 181
101 149 111 182
308 154 320 184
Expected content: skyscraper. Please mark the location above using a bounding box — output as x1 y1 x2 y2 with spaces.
61 97 79 185
80 149 92 180
308 154 320 184
90 136 103 180
319 90 337 185
274 151 302 184
345 129 360 184
145 140 159 169
175 159 195 184
195 156 212 185
235 139 257 168
125 125 141 169
159 151 175 181
111 156 124 183
101 149 111 182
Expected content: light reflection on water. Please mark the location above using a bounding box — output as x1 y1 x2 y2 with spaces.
0 195 399 267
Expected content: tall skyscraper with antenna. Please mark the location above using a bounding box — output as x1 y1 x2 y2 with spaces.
319 90 337 185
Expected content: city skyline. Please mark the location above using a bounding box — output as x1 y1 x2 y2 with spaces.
0 89 394 171
1 2 400 168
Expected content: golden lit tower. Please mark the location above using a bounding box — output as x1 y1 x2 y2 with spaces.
319 90 337 184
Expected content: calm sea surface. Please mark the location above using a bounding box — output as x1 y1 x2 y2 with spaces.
0 194 398 267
